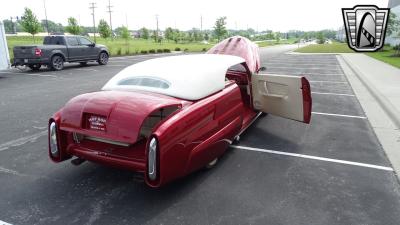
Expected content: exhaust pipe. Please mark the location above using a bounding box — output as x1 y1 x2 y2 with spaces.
71 157 86 166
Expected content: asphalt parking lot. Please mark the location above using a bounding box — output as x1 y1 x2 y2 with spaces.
0 46 400 225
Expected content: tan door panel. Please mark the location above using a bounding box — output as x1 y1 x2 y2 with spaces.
252 73 311 123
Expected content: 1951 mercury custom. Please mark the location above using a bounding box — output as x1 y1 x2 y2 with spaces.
48 36 311 187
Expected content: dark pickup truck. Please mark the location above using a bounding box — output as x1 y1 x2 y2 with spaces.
12 35 109 71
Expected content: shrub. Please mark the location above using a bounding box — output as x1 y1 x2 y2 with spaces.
149 49 156 53
125 49 130 55
117 48 122 55
184 48 189 52
163 49 171 53
157 49 163 53
393 45 400 50
202 48 207 52
174 47 181 51
140 50 148 54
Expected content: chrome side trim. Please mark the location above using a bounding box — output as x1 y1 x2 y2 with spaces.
236 112 263 138
84 136 130 147
221 139 233 144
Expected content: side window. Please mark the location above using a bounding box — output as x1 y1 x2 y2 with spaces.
66 37 79 46
78 37 93 45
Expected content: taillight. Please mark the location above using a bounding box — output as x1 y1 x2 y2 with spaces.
148 137 158 181
34 48 42 56
49 121 59 158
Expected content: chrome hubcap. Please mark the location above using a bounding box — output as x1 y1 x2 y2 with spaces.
53 57 63 69
100 53 108 64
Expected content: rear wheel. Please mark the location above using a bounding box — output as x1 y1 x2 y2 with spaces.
50 55 64 71
28 64 41 71
98 52 109 65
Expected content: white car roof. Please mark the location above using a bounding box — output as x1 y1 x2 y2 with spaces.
102 54 246 100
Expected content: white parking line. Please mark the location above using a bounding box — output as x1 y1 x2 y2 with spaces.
0 220 13 225
309 81 347 84
231 145 393 171
266 63 339 67
303 74 344 76
0 166 26 177
106 64 128 67
0 71 57 78
312 112 367 119
311 92 355 97
267 66 342 71
23 73 57 78
266 72 344 76
0 131 47 152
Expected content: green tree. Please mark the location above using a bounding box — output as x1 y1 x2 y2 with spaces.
2 19 14 33
213 16 227 41
120 26 130 46
316 31 325 44
387 12 400 36
140 27 149 39
98 19 112 39
164 27 174 41
204 33 209 41
20 7 42 42
41 19 64 33
65 17 82 35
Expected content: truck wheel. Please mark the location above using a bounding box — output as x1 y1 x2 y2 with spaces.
98 52 109 65
50 55 64 71
28 64 41 71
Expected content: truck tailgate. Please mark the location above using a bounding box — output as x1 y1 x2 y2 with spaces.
13 46 39 59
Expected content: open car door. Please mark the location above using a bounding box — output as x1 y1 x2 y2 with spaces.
251 73 312 123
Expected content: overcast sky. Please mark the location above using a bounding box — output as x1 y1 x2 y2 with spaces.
0 0 389 32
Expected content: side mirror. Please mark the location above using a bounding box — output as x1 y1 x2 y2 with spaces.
88 43 95 47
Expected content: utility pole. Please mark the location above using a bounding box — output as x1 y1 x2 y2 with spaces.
89 2 97 43
200 15 203 32
106 0 113 37
43 0 49 34
155 14 159 43
125 13 128 28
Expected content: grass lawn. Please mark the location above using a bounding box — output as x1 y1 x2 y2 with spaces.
6 36 214 61
366 48 400 69
257 38 297 47
294 42 355 53
295 42 400 69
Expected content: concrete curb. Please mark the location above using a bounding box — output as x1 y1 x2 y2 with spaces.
340 54 400 130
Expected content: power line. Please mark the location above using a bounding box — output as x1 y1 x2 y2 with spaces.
106 0 113 37
89 2 97 42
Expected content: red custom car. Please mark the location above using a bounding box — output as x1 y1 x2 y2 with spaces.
48 36 312 187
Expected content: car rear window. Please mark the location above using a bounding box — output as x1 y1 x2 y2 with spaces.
43 36 65 45
118 77 170 89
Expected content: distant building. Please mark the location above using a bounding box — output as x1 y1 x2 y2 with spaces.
386 0 400 46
